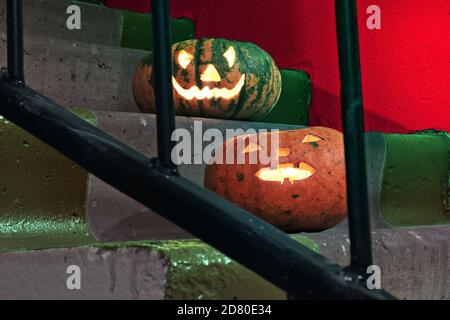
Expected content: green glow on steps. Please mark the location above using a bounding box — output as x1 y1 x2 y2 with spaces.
381 132 450 227
0 109 97 253
96 236 318 300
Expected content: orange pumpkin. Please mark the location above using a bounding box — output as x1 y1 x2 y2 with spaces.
204 127 347 232
133 38 282 120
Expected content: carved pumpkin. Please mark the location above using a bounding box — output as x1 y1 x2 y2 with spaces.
133 38 282 120
204 127 347 232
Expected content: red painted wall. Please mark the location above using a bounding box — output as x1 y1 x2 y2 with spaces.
105 0 450 133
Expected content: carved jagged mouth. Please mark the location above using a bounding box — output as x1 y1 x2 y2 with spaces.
172 74 246 100
255 163 317 184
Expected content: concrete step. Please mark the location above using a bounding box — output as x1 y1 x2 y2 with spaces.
89 112 305 241
89 113 450 241
0 33 311 125
0 0 196 49
0 112 305 299
1 111 449 299
0 34 146 113
0 110 303 251
2 225 450 299
0 240 290 300
0 106 304 300
0 2 309 123
2 110 448 246
0 0 124 46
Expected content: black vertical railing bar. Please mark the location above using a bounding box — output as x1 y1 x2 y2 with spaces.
335 0 373 277
151 0 177 171
6 0 24 85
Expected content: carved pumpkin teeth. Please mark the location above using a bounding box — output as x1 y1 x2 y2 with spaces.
298 162 317 174
255 162 316 184
172 74 245 100
277 147 291 157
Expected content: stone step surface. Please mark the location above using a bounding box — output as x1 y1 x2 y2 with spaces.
89 112 304 241
1 110 449 299
0 34 145 113
2 110 448 246
0 110 303 251
1 222 450 299
0 0 197 50
0 0 124 46
0 33 311 125
0 240 289 300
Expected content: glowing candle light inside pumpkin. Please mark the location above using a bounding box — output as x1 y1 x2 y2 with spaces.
204 127 347 232
277 147 290 157
255 162 316 184
172 75 245 101
133 38 282 120
200 64 222 82
177 50 194 69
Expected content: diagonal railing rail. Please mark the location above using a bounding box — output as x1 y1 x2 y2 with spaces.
0 0 395 299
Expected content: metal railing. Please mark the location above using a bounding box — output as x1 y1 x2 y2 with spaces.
0 0 395 299
335 0 373 279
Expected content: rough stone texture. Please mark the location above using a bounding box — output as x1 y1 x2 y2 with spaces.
0 34 145 113
0 246 167 300
89 111 302 241
152 240 286 300
0 0 123 46
0 111 96 252
0 240 292 300
310 224 450 300
3 110 450 299
83 113 450 300
3 225 450 300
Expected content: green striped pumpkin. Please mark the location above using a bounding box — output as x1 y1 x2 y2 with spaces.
133 38 282 120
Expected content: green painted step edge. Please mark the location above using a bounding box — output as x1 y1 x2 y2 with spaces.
0 109 97 253
121 10 196 52
74 1 195 49
255 69 311 125
380 131 450 227
98 236 319 300
415 130 450 215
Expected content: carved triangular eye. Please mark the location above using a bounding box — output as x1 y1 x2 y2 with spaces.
302 134 324 144
178 50 194 69
223 46 236 68
243 143 261 153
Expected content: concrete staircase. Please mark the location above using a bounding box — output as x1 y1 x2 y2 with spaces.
0 0 449 300
0 0 300 299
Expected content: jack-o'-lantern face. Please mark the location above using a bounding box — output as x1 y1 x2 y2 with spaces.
204 127 348 233
173 46 246 100
133 38 282 120
253 134 323 184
